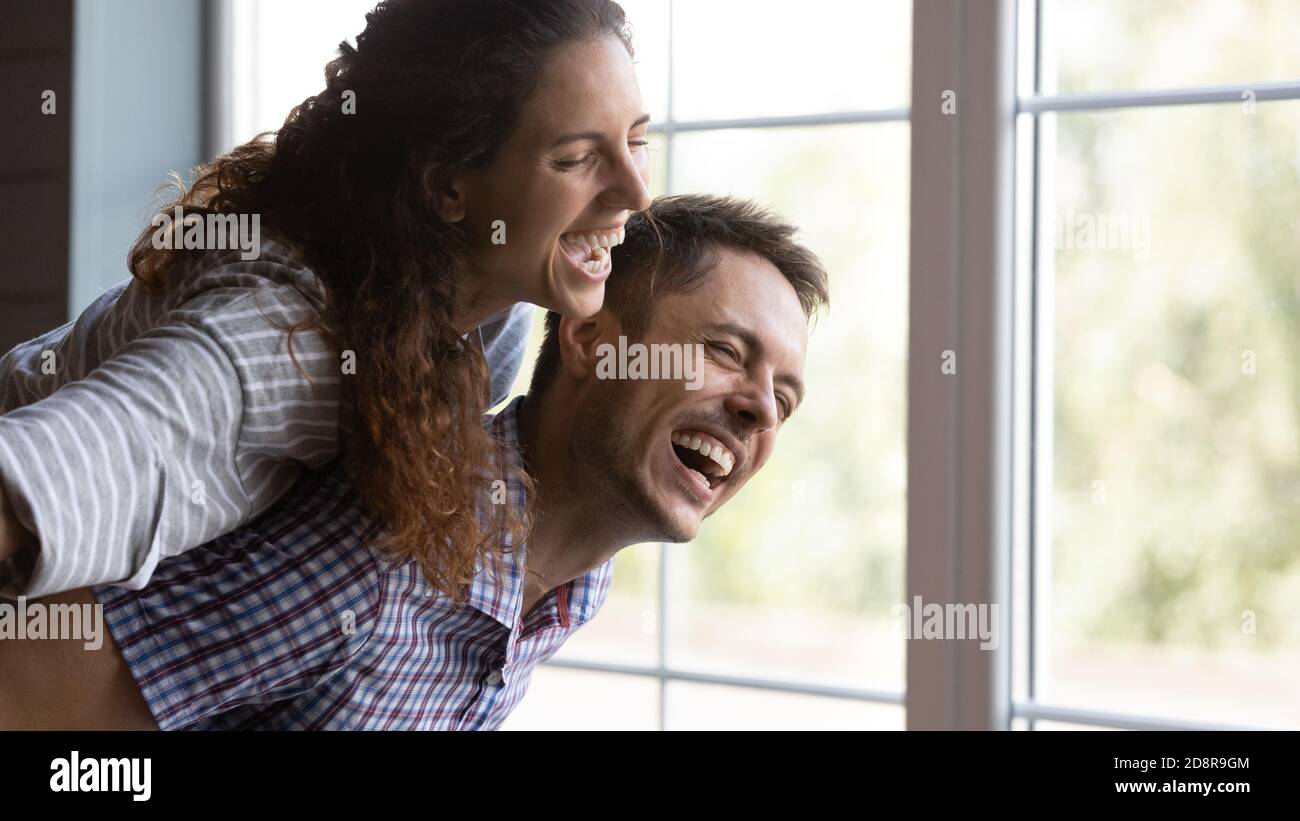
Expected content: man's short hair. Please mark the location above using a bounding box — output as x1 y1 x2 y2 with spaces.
528 193 830 394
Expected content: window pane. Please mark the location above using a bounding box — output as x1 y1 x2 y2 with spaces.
1042 0 1300 94
500 669 658 730
665 682 902 730
646 130 669 196
666 124 909 694
1044 101 1300 728
232 0 374 146
671 0 911 121
617 0 670 123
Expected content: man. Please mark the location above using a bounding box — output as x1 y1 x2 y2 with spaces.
0 194 829 730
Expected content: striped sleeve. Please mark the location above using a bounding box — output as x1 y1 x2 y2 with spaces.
476 302 535 408
0 282 343 599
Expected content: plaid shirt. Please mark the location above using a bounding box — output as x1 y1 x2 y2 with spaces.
92 397 614 730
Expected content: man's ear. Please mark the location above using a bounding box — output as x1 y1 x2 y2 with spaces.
558 310 622 380
423 162 467 223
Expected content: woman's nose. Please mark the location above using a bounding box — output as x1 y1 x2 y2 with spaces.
603 146 653 213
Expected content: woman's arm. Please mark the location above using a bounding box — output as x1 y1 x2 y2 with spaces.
0 315 258 597
0 278 343 599
0 281 526 600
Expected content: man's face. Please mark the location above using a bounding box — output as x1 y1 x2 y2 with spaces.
569 247 809 542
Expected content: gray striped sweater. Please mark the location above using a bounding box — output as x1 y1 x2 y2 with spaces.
0 238 533 600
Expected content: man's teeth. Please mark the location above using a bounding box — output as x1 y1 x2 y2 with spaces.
672 431 734 476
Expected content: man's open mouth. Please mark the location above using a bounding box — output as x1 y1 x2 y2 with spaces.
670 428 736 492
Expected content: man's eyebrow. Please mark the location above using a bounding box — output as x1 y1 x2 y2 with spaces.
703 321 761 351
549 113 652 149
703 321 805 405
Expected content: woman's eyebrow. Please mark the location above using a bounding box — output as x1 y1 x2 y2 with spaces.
549 113 652 148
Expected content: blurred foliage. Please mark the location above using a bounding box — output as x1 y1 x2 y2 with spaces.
1052 0 1300 652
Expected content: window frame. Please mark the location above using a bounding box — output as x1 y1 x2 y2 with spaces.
905 0 1016 731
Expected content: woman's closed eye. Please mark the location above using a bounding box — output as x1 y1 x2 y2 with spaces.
554 140 649 171
552 151 598 171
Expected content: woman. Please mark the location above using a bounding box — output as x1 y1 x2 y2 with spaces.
0 0 652 605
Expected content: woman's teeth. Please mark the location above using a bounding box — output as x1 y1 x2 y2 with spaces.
562 229 623 274
562 227 626 254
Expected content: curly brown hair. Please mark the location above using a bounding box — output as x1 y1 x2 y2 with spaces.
126 0 634 604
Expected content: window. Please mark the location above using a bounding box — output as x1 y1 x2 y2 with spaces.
1012 0 1300 730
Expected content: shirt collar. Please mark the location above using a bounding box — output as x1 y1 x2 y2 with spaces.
461 395 614 631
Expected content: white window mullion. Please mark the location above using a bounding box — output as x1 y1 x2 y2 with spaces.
906 0 1017 730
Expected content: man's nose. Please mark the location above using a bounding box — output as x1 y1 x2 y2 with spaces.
724 380 780 436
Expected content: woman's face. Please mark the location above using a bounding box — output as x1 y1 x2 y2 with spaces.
446 36 653 321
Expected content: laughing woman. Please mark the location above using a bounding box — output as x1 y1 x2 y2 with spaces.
0 0 651 603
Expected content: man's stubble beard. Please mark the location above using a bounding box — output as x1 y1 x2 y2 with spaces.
569 380 694 545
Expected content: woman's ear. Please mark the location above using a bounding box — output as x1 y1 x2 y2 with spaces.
558 310 621 380
423 162 467 223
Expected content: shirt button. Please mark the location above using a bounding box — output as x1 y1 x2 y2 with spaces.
485 669 504 686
